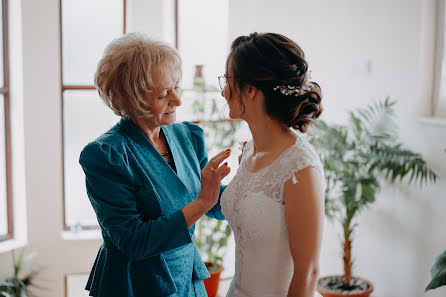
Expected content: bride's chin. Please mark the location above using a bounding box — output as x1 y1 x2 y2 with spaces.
228 110 239 120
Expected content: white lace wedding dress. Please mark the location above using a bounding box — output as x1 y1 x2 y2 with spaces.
221 136 324 297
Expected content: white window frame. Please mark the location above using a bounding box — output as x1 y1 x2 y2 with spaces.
434 0 446 117
0 0 28 253
418 0 446 125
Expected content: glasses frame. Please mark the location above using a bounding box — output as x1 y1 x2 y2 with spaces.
218 75 234 92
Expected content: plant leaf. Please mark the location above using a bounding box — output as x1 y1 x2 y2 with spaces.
0 282 14 287
426 249 446 291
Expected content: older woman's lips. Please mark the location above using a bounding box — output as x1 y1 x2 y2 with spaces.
165 111 176 115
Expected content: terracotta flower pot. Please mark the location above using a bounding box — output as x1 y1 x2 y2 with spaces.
317 275 373 297
203 262 224 297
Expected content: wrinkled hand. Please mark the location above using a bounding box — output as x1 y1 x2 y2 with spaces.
238 141 247 164
197 149 231 210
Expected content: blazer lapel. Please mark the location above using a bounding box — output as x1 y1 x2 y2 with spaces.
120 119 194 209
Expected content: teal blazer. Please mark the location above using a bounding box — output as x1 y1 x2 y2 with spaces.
79 118 225 297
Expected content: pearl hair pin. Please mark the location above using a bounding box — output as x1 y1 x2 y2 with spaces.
273 70 315 96
273 82 316 96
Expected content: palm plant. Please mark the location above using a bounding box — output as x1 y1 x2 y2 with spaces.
0 249 40 297
310 98 437 290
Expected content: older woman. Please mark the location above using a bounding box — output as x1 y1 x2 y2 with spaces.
79 33 230 297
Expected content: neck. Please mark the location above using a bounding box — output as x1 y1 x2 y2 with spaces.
245 115 294 153
132 118 163 144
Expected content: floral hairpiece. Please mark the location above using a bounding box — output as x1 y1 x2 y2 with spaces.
273 82 316 96
273 70 314 96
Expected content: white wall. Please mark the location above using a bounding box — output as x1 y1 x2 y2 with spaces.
228 1 446 297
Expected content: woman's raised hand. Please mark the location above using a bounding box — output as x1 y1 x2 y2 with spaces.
197 149 231 210
182 149 231 227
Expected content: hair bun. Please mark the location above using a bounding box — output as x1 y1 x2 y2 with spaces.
228 32 323 133
286 83 323 133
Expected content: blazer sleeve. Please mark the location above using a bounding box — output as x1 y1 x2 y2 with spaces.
79 141 192 260
184 122 226 220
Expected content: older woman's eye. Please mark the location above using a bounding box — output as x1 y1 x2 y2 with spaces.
159 93 168 100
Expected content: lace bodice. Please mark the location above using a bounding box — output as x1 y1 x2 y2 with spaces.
221 136 324 297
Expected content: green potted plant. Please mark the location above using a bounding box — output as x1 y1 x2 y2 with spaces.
310 98 437 297
0 249 40 297
187 65 241 297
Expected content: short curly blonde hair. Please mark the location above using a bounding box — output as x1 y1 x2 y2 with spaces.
94 33 182 118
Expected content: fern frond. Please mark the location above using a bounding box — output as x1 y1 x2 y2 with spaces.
370 143 437 185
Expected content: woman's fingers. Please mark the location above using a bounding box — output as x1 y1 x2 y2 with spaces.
215 162 231 178
208 149 231 171
208 149 229 163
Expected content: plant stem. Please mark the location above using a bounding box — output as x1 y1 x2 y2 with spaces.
343 239 352 285
343 216 353 286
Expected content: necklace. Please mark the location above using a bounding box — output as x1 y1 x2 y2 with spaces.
163 150 176 172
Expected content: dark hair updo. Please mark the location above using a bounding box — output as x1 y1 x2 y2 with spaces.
228 32 323 133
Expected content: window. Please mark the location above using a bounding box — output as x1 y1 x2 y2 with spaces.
0 0 12 242
434 0 446 117
61 0 125 230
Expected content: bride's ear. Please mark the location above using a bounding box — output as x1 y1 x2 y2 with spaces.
244 84 259 101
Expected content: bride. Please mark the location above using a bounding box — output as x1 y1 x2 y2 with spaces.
219 33 325 297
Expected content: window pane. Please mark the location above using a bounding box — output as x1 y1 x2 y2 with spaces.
178 0 229 89
0 0 4 87
0 96 7 236
63 90 119 228
62 0 124 86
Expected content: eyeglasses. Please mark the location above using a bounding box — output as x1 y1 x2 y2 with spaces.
218 75 233 92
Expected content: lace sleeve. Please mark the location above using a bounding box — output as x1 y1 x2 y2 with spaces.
278 139 325 204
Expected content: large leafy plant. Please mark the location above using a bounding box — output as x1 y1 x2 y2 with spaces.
310 98 437 286
0 249 40 297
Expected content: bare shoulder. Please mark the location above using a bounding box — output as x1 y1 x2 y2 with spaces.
283 166 324 206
